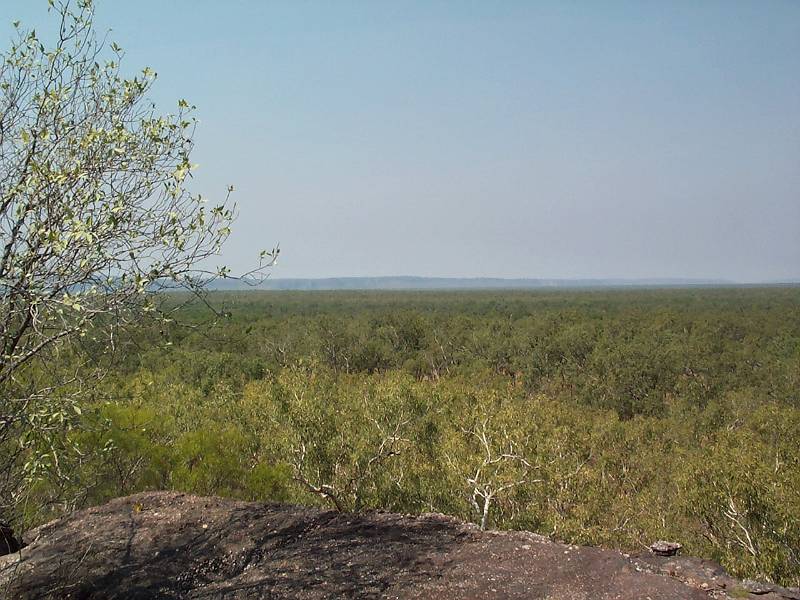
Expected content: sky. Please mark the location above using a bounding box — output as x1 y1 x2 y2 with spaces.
5 1 800 282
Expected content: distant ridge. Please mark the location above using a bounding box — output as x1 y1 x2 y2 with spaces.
208 276 737 291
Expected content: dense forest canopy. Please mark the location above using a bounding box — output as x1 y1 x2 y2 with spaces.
10 286 799 586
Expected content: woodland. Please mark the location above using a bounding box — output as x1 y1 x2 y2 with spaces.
12 287 799 586
2 0 799 592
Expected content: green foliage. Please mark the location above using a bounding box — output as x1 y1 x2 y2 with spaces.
11 287 800 587
0 0 276 521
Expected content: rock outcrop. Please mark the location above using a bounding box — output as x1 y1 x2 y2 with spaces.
1 491 798 599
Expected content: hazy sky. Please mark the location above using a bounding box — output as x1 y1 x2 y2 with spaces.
6 1 800 281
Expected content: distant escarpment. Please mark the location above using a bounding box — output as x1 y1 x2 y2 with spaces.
1 492 798 599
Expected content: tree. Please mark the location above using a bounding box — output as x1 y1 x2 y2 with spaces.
0 0 275 522
443 387 540 530
258 369 413 512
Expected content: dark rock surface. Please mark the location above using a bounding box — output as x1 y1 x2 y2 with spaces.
1 491 798 599
0 521 20 557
